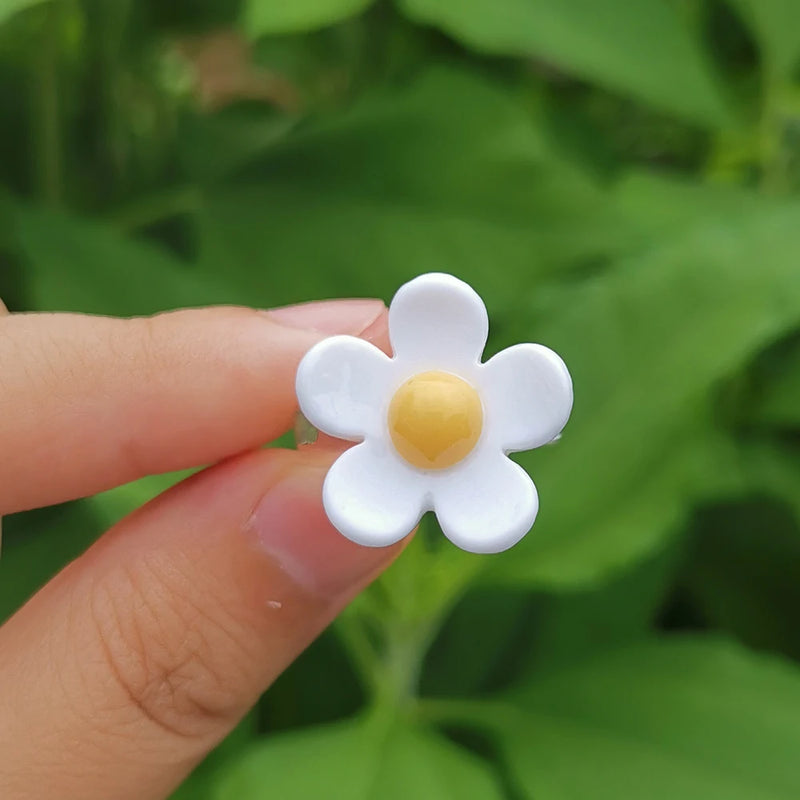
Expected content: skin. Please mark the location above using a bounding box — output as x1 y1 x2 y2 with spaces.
0 298 404 800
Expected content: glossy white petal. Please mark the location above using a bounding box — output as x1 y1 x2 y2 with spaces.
433 452 538 554
323 440 427 547
481 343 573 452
296 335 392 441
389 273 488 369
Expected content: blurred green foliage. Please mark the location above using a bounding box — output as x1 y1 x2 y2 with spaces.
2 0 800 797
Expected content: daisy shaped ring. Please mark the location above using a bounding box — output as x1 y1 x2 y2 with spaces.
296 273 573 554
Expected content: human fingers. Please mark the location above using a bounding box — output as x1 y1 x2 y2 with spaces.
0 445 403 800
0 301 386 514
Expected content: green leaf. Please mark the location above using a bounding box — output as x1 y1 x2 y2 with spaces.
613 171 769 238
423 538 680 696
727 0 800 76
11 203 239 314
0 0 48 27
491 201 800 588
242 0 374 37
194 68 636 311
213 717 503 799
494 638 800 799
510 426 733 587
523 540 682 674
397 0 729 126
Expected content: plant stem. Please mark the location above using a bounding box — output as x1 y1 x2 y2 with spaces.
336 613 382 697
374 626 430 710
412 696 510 729
369 555 485 710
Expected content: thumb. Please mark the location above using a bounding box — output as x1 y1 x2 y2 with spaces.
0 447 402 800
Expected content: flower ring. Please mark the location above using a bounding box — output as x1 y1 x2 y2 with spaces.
295 273 573 554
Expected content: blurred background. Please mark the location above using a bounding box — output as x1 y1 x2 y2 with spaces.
2 0 800 797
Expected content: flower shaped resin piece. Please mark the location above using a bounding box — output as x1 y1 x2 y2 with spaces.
295 273 573 554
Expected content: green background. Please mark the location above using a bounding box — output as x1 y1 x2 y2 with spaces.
2 0 800 797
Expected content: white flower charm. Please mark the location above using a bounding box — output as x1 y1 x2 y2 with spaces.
296 273 573 554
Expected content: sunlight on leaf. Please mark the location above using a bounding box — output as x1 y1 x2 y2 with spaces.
495 638 800 799
493 201 800 587
0 0 49 27
213 716 503 799
398 0 730 126
242 0 374 37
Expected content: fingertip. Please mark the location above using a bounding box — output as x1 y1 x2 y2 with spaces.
266 298 386 336
359 307 391 355
246 454 402 599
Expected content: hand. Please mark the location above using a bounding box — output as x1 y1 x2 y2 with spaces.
0 299 402 800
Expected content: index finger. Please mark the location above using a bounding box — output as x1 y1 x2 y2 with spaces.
0 301 386 514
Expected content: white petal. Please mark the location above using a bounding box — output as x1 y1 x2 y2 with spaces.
481 343 573 452
389 273 488 368
433 452 538 553
323 440 427 547
296 335 392 441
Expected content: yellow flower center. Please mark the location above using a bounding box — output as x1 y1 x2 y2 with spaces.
387 371 483 470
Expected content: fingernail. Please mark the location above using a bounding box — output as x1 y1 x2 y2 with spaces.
357 309 392 354
248 463 396 598
266 299 385 335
